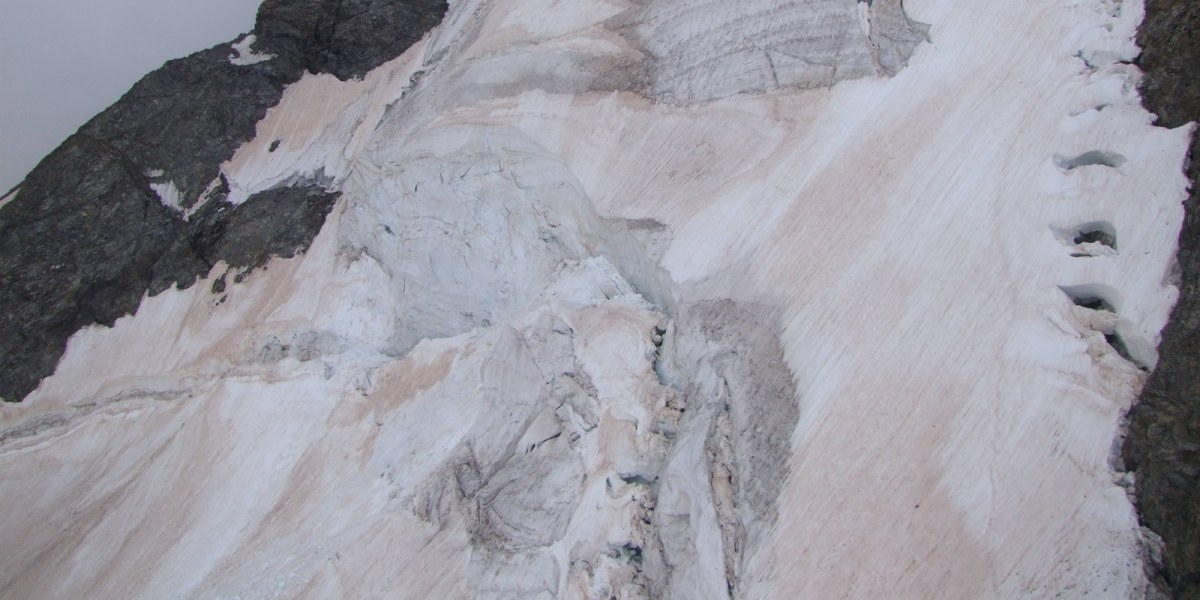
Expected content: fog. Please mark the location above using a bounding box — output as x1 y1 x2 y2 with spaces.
0 0 262 192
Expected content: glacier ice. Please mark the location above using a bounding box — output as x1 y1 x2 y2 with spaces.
0 0 1193 597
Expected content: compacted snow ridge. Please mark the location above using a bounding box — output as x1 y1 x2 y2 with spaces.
0 0 1192 598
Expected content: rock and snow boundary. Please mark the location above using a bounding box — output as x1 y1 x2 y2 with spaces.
0 0 1193 598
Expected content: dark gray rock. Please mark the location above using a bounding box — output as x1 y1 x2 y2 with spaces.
0 139 186 399
78 46 291 210
0 0 446 402
255 0 448 80
189 184 341 275
1123 1 1200 598
1137 1 1200 132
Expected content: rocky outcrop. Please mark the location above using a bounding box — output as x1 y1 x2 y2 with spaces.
1123 1 1200 597
0 0 447 402
255 0 448 80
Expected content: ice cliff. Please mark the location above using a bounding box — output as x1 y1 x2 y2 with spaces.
0 0 1196 597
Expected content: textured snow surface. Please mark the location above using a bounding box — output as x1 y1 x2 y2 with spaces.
0 0 1192 597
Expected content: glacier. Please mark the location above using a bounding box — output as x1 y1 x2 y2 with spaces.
0 0 1195 597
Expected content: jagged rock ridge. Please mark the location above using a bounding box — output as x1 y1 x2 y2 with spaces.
1123 0 1200 596
0 0 448 403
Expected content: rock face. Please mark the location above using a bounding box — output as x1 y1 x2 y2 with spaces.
1123 0 1200 597
0 0 447 403
255 0 449 79
0 0 1193 598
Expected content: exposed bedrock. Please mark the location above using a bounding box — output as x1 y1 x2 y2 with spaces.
1123 0 1200 597
255 0 448 80
0 172 337 403
0 0 448 402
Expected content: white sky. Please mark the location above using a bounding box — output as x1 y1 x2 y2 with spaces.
0 0 263 192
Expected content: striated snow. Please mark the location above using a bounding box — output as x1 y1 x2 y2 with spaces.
0 0 1193 598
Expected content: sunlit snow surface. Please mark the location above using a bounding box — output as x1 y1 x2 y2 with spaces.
0 0 1192 597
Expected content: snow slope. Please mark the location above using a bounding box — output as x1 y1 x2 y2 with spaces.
0 0 1191 597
